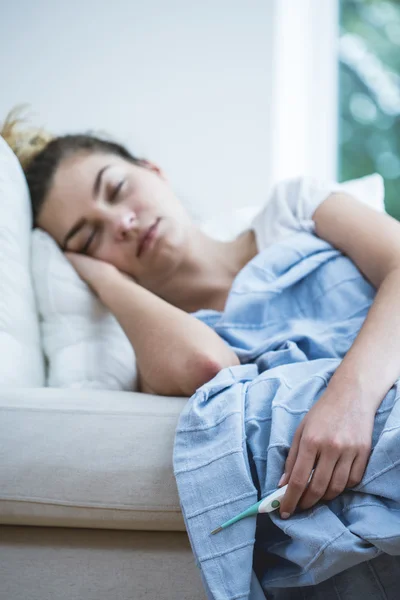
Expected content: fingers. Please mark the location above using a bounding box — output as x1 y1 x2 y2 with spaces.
347 447 370 489
300 453 352 507
280 450 360 517
64 251 81 269
279 422 303 488
300 447 369 507
276 399 373 519
319 454 354 502
279 441 316 518
64 252 86 280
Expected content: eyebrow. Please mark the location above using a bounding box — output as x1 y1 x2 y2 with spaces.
62 164 110 251
93 164 111 198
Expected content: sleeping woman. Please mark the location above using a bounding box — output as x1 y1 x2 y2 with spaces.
3 109 400 598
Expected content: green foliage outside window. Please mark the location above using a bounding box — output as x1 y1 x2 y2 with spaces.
339 0 400 218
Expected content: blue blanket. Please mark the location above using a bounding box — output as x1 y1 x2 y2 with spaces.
173 232 400 600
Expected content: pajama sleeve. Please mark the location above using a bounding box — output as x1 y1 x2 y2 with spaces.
250 174 384 251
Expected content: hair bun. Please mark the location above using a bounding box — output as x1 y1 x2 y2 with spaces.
1 105 54 170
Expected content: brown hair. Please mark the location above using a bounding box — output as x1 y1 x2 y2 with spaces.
1 106 144 223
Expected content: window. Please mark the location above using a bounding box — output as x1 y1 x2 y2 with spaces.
268 0 338 185
339 0 400 219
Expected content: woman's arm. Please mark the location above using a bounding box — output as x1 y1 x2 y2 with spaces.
66 253 239 397
279 192 400 518
312 192 400 407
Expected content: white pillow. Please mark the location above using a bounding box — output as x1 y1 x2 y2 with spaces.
31 229 137 390
0 136 45 386
201 173 385 241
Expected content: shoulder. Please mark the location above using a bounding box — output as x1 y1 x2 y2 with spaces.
251 176 341 251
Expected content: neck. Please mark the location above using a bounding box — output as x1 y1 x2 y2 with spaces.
157 227 258 312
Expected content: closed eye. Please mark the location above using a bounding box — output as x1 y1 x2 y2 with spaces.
110 179 125 203
81 227 98 255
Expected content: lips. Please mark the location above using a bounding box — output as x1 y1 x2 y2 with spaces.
137 218 160 257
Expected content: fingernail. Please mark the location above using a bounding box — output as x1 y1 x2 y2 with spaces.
281 512 291 519
278 473 286 487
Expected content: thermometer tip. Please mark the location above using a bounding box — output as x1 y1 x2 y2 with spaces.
210 526 223 535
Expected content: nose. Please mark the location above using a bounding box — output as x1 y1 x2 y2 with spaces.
113 211 138 242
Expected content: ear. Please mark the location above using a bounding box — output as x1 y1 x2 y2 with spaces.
138 159 167 181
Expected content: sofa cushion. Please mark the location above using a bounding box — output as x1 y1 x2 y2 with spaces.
0 137 45 386
0 388 186 531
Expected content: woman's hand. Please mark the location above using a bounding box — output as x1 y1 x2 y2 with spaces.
277 388 374 519
65 252 118 294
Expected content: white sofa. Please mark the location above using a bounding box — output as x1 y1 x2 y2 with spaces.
0 387 206 600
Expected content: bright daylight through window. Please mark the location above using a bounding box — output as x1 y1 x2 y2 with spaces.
339 0 400 219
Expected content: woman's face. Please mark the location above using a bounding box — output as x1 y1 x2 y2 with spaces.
37 151 193 287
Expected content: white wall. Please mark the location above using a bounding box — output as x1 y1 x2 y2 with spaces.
0 0 275 220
